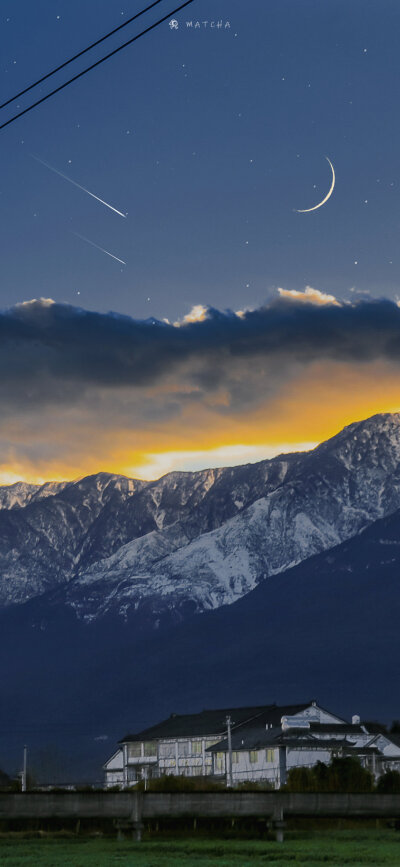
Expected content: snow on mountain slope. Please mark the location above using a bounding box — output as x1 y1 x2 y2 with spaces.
0 473 142 606
2 411 400 616
62 412 400 621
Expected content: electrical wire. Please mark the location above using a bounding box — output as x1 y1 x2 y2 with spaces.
0 0 169 110
0 0 197 132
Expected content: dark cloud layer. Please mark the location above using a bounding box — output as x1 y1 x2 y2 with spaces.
1 296 400 412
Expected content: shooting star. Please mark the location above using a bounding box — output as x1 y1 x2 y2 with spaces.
31 154 127 218
73 232 126 265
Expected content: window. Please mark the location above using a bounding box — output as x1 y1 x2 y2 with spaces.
143 741 157 757
249 750 258 763
178 740 190 757
215 752 225 772
192 766 203 776
127 743 141 759
232 751 239 764
192 740 202 755
265 749 275 763
159 742 175 758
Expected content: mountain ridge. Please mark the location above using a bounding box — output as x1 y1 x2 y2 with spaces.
1 411 400 622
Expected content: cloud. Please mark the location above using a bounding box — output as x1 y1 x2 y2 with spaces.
277 286 340 306
2 293 400 401
1 292 400 480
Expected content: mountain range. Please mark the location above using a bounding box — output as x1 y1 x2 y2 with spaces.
1 411 400 781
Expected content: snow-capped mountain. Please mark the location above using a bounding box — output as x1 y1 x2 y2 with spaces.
2 411 400 619
0 480 69 511
63 411 400 620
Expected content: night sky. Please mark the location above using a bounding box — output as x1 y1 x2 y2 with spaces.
0 0 400 481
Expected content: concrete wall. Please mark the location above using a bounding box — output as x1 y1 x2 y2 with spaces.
2 791 400 821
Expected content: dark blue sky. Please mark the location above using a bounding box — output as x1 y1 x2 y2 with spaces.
0 0 399 320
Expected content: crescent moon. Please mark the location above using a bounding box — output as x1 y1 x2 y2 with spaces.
295 157 335 213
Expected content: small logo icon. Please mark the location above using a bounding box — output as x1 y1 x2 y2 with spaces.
169 19 179 29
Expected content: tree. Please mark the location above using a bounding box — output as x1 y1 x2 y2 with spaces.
285 757 374 793
376 770 400 793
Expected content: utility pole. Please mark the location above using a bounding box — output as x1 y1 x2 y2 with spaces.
21 745 27 792
226 715 233 788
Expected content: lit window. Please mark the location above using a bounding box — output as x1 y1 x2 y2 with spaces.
232 751 239 764
266 749 275 763
127 743 141 759
192 740 202 755
249 750 258 763
216 752 225 772
143 741 157 756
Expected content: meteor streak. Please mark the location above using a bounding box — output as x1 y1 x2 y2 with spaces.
73 232 126 265
31 155 127 218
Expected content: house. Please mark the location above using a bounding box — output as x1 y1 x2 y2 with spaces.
207 715 381 787
365 731 400 776
104 700 345 787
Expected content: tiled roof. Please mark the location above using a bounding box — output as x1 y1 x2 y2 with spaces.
119 702 315 743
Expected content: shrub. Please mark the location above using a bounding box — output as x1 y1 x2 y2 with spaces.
285 757 374 793
134 774 225 792
376 770 400 793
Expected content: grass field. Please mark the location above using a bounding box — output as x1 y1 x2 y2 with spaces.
0 830 400 866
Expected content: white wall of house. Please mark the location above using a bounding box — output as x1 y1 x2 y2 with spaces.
103 749 124 788
372 734 400 758
212 745 335 788
291 705 345 725
121 736 221 783
286 747 332 770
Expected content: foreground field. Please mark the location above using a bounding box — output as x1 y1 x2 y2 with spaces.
0 831 400 866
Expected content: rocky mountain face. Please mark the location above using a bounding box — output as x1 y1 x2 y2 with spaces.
1 411 400 618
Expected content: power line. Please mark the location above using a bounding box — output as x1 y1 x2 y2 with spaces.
0 0 168 111
0 0 197 132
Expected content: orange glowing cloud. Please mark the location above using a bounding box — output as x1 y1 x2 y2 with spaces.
277 286 340 306
0 294 399 483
